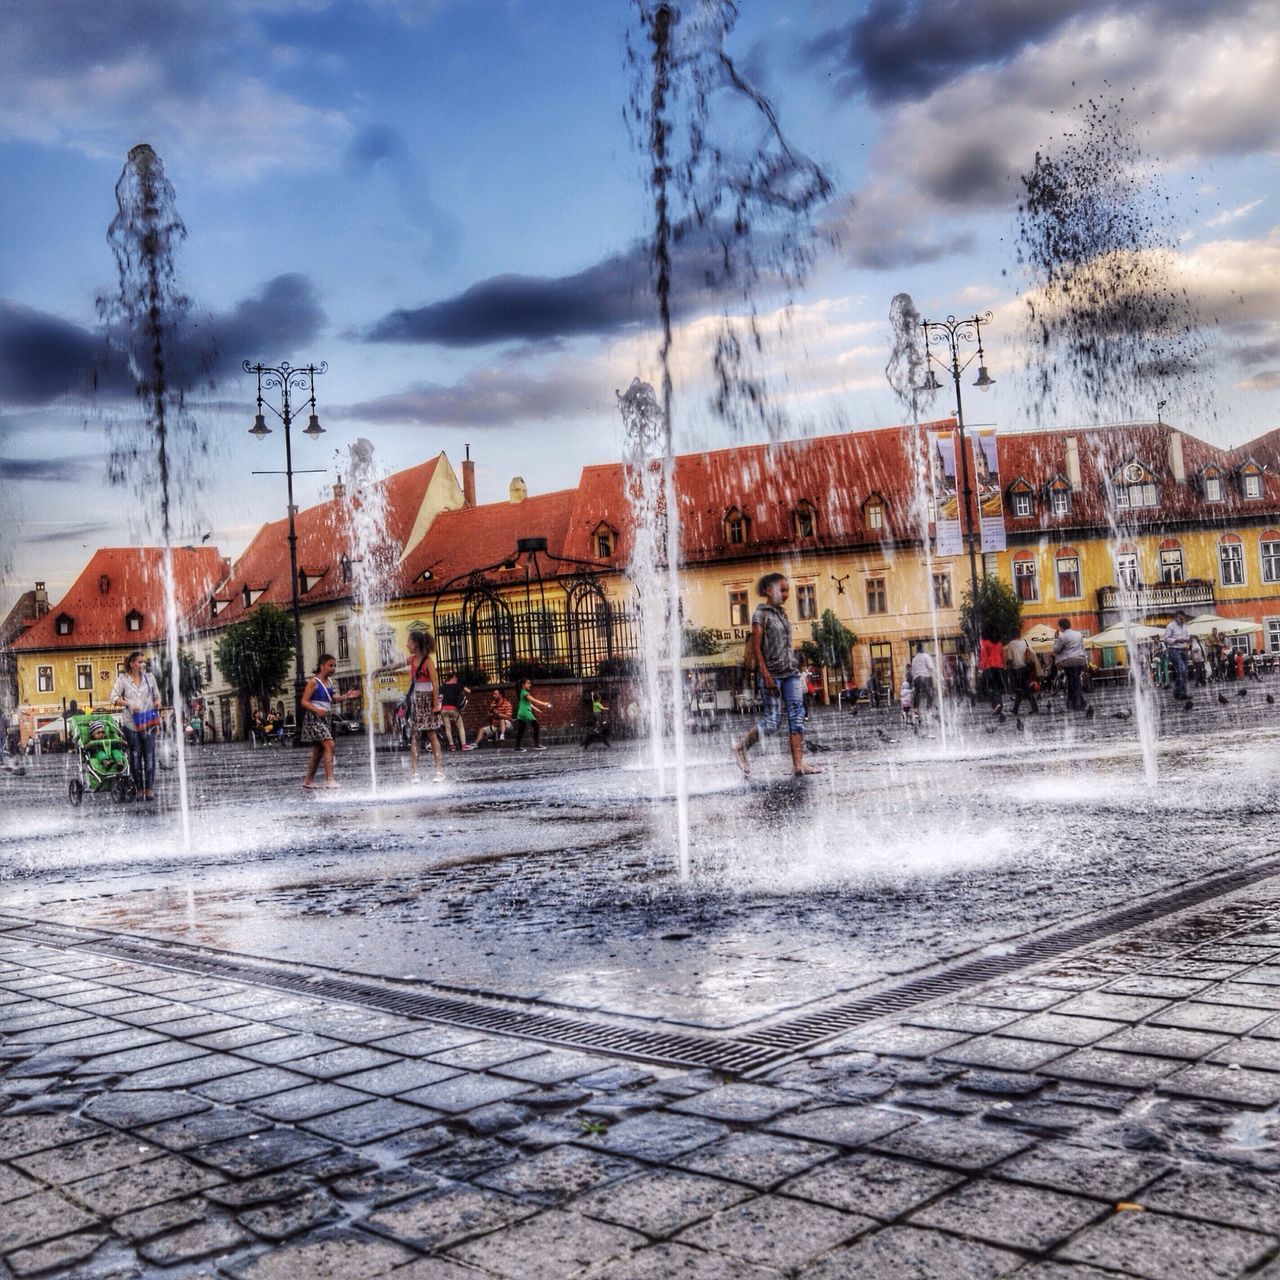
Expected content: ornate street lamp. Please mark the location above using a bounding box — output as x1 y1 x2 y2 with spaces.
243 360 328 741
920 314 995 646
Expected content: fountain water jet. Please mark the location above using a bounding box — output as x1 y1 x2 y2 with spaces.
101 144 205 846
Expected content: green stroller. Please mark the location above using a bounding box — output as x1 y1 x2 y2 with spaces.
68 712 136 805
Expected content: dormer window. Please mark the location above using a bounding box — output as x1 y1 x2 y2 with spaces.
1201 465 1224 503
1008 477 1034 518
125 609 143 632
1239 462 1264 499
1013 492 1032 518
793 501 817 539
863 496 886 531
724 507 750 546
593 523 617 559
55 613 73 636
340 555 352 583
210 597 228 617
242 586 265 609
1112 460 1159 509
299 571 320 594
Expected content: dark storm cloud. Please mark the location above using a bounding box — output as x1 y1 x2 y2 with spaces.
345 366 603 428
805 0 1238 105
22 521 114 544
0 276 325 409
0 457 95 483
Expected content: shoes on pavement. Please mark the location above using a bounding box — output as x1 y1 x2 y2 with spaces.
432 772 445 783
410 774 421 784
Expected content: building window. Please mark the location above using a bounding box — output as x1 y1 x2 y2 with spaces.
1056 553 1081 601
377 626 396 668
37 666 53 693
1204 475 1223 502
1159 546 1185 584
932 572 952 609
728 590 749 627
315 628 326 660
1267 618 1280 654
337 624 349 661
1244 473 1263 499
1013 556 1039 603
125 609 142 631
1114 482 1158 509
868 641 894 692
55 615 72 636
793 502 816 539
1262 537 1280 584
1115 552 1140 589
340 555 352 583
1050 489 1071 517
597 531 614 558
864 500 884 530
77 663 93 691
1219 537 1245 586
866 576 887 615
204 653 213 683
796 583 817 620
1012 492 1032 518
725 509 748 545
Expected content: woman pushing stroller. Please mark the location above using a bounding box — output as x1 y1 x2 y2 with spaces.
110 650 162 801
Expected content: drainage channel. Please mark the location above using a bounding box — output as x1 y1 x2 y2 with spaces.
2 852 1277 1075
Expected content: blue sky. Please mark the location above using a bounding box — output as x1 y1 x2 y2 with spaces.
2 0 1278 597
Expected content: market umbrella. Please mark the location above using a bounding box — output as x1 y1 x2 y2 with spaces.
1023 622 1058 653
1185 615 1262 638
1086 623 1164 647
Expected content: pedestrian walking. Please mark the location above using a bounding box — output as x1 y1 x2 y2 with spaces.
1004 633 1040 715
514 677 550 751
402 631 445 783
110 650 162 801
731 573 820 777
1053 618 1089 711
299 654 360 790
899 676 915 726
582 689 612 749
1163 610 1192 700
978 627 1006 712
439 672 473 751
909 647 936 713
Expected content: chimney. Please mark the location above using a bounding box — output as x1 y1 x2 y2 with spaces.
508 476 527 504
332 481 345 501
462 443 477 509
1168 430 1186 484
1065 436 1081 491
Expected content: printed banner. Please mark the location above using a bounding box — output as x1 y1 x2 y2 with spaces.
973 428 1006 553
929 429 963 558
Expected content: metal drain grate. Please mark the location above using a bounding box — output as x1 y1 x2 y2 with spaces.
2 852 1278 1075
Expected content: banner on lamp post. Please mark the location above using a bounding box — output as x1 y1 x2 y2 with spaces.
973 428 1006 553
929 429 963 558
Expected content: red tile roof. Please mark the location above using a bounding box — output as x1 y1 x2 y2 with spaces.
998 422 1280 538
398 489 580 598
208 456 444 627
560 420 959 566
9 547 229 652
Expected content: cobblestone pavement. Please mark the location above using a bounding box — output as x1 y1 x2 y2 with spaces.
3 869 1280 1277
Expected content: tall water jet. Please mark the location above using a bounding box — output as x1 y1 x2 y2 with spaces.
341 438 396 794
887 292 953 750
101 144 205 845
1015 99 1211 782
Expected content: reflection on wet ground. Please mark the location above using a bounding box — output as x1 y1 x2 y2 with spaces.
2 716 1279 1034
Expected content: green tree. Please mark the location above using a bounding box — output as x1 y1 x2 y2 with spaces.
959 574 1022 644
809 609 857 679
214 604 296 719
149 648 203 705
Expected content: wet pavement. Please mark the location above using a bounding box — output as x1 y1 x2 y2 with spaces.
1 694 1279 1275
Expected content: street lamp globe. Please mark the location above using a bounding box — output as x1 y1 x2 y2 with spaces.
249 413 271 439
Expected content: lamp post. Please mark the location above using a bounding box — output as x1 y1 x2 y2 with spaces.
243 360 328 741
920 314 995 648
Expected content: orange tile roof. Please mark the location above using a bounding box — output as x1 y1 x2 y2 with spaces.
561 420 959 566
209 456 443 627
10 547 229 652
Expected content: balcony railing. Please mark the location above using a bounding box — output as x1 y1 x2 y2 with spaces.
1097 580 1215 615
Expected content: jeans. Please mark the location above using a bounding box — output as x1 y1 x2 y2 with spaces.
122 725 156 791
911 676 935 711
1010 666 1039 714
514 718 540 749
1168 648 1189 698
1063 665 1086 711
757 672 806 736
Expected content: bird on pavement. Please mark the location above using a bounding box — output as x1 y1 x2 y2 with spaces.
1182 700 1194 712
1218 693 1229 705
1238 688 1248 698
1268 694 1276 705
1085 706 1095 720
1112 710 1131 721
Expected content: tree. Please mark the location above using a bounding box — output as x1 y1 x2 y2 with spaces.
214 605 295 720
959 574 1022 645
809 609 857 679
150 648 203 706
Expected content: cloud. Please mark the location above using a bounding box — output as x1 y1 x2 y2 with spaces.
0 0 353 179
21 521 116 545
1206 198 1265 228
0 457 98 483
344 364 606 428
0 275 326 410
1236 370 1280 390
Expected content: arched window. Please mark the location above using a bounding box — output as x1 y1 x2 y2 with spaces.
1219 534 1245 587
863 495 886 531
1012 552 1039 602
593 523 617 559
1055 546 1081 600
724 507 750 546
